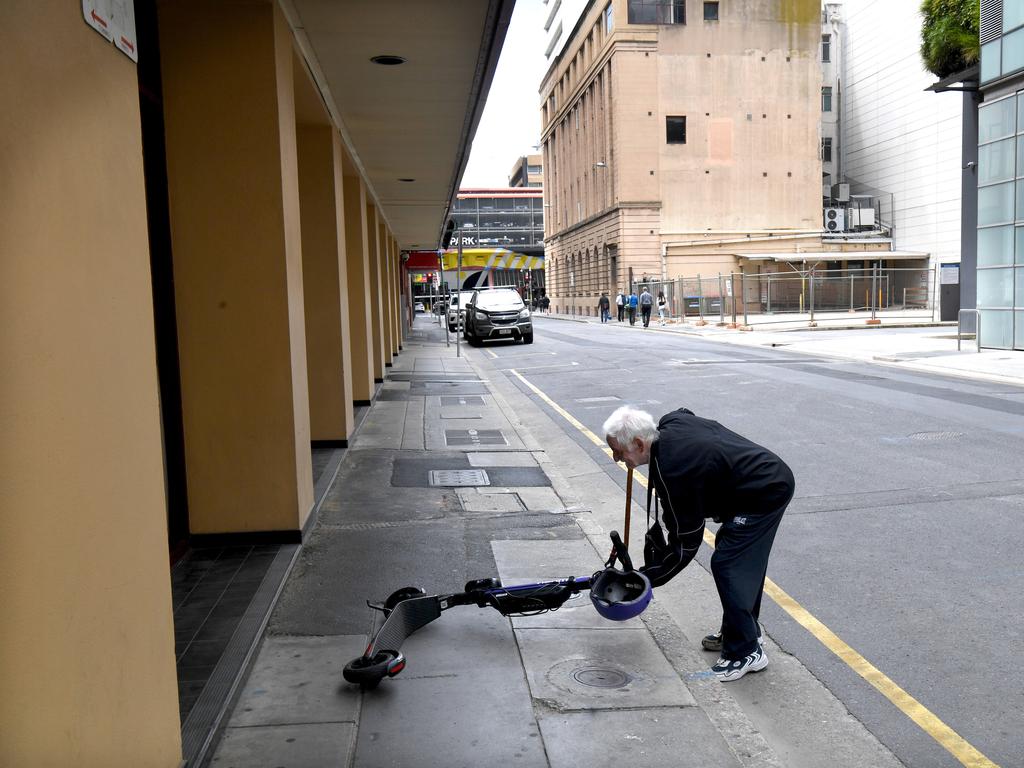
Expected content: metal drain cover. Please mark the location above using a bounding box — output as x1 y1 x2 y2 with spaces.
445 429 507 446
428 469 490 487
441 395 485 406
571 666 631 688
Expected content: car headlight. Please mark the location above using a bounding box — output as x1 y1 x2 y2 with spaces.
475 312 487 321
518 308 531 319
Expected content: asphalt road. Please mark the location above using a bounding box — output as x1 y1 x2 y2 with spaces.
476 315 1024 768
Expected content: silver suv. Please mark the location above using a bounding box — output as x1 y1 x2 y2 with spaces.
446 290 476 332
464 288 533 345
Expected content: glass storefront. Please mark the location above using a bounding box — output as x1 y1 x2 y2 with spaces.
977 84 1024 348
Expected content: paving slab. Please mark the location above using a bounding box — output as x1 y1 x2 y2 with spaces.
353 606 546 768
516 628 695 710
492 538 604 578
515 486 565 511
539 708 743 768
468 451 539 467
456 488 525 513
228 635 364 726
210 722 353 768
351 401 406 449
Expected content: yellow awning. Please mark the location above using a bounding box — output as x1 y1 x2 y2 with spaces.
441 248 544 270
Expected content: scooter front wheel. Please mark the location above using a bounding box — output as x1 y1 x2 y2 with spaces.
343 650 405 689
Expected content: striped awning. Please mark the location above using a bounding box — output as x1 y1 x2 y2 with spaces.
441 248 544 270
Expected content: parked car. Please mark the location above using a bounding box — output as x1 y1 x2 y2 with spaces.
463 288 533 345
446 290 476 332
413 301 425 313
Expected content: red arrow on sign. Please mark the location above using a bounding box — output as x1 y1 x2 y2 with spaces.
91 9 109 28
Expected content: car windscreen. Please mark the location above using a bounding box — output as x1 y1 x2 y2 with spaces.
450 292 474 306
476 291 524 310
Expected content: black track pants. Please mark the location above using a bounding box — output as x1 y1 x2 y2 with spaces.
711 496 790 659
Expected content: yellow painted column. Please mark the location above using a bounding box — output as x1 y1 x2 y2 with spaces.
365 204 386 379
0 5 180 765
343 174 375 402
159 0 314 534
298 125 354 443
387 237 401 355
379 224 395 365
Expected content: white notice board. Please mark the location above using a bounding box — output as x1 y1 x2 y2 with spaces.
940 263 960 285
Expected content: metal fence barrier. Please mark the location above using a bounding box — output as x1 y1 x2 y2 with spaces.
631 266 937 327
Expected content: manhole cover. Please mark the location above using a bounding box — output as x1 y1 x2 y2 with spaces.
445 429 507 446
908 431 964 441
441 395 486 406
428 469 490 487
571 666 631 688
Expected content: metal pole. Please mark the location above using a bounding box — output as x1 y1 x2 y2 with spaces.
741 267 748 326
850 271 854 311
932 263 939 323
718 272 725 324
809 266 815 325
767 273 772 314
456 233 462 357
731 272 738 326
697 274 704 323
870 264 878 321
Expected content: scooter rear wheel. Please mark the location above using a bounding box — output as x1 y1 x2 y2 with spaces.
343 650 405 689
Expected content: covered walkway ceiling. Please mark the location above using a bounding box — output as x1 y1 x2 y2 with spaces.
281 0 514 250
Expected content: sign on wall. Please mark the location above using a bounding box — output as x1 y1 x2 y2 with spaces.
83 0 138 63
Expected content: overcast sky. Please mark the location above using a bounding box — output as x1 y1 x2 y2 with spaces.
461 0 549 188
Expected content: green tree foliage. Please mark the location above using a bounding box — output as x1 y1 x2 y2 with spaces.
921 0 980 79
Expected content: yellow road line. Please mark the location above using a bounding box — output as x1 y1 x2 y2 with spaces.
511 369 998 768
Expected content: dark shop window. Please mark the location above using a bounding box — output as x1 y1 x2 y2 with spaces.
704 2 719 21
666 116 687 144
628 0 684 24
822 137 832 162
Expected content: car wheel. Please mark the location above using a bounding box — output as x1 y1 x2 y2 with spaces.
522 332 534 344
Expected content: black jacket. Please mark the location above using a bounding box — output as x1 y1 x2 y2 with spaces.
640 408 795 588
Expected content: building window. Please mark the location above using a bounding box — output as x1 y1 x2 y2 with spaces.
604 4 614 33
822 34 831 62
822 87 833 112
822 137 832 162
704 2 719 21
666 116 687 144
627 0 685 25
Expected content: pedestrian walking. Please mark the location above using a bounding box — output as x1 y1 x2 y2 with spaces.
657 291 668 325
627 290 638 326
639 287 653 327
615 290 625 322
602 405 794 682
598 292 611 323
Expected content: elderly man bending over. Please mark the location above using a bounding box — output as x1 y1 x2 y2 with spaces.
602 405 795 682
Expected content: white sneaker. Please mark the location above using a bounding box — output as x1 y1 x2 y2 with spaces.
711 644 768 682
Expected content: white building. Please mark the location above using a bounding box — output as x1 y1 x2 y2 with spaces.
543 0 591 60
836 0 963 268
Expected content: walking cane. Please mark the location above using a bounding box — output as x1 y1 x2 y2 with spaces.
623 467 633 547
611 467 634 563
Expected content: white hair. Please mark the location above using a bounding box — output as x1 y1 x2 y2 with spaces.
602 406 658 445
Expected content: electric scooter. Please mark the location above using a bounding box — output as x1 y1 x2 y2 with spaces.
343 532 649 689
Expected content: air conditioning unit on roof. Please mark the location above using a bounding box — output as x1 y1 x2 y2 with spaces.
824 207 845 232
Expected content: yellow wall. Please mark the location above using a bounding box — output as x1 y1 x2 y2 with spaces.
365 204 385 380
159 0 314 533
343 175 375 402
298 124 354 441
0 5 181 765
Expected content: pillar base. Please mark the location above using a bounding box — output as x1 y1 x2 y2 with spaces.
865 318 881 325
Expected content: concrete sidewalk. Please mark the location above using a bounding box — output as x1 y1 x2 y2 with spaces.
540 308 1024 388
205 315 902 768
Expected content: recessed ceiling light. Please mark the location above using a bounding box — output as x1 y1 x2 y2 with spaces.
398 178 416 183
371 55 406 66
